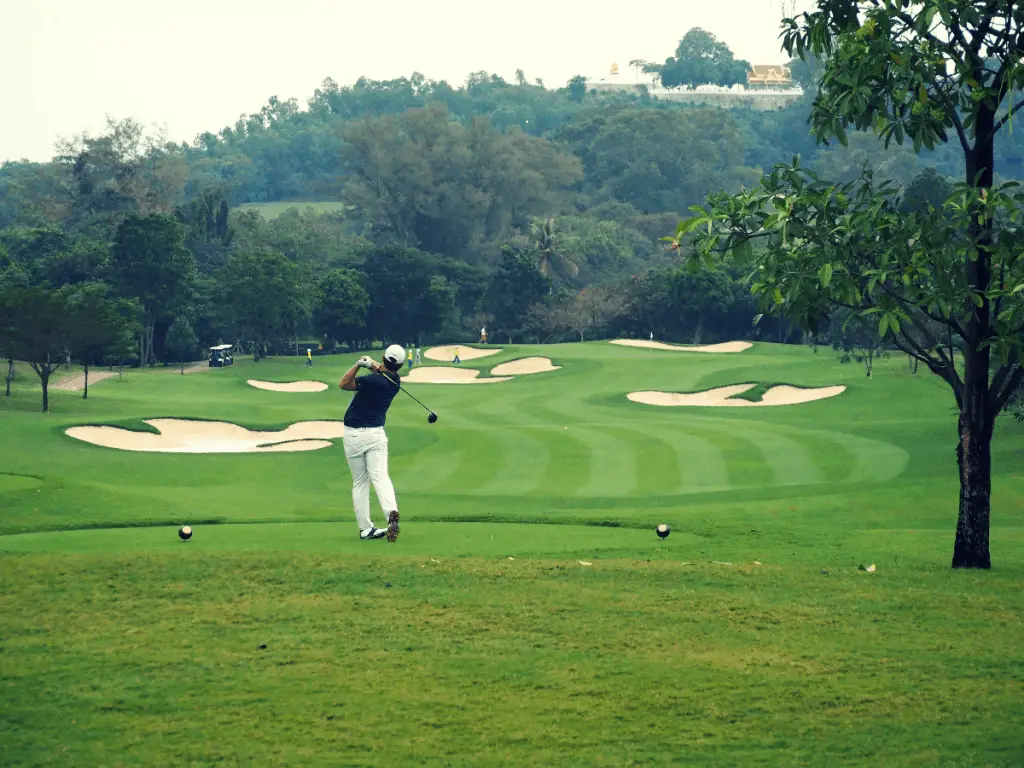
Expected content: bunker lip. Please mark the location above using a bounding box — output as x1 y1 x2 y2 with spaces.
425 345 502 361
403 366 512 384
65 418 346 453
247 379 328 393
490 357 561 376
610 339 753 353
627 384 846 407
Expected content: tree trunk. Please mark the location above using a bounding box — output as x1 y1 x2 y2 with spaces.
692 316 704 346
83 363 89 399
5 357 12 396
952 414 993 569
952 103 995 570
41 369 50 413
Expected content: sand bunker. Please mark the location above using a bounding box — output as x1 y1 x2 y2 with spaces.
248 379 328 393
66 419 346 453
610 339 753 353
425 345 502 361
402 367 512 384
490 357 561 376
627 384 846 407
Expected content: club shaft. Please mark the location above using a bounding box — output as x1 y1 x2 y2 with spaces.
384 371 433 413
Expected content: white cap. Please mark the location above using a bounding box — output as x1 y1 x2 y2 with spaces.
384 344 406 366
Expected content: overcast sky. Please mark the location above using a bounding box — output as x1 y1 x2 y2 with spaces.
1 0 813 163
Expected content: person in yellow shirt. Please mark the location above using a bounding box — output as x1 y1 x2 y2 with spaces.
453 346 461 365
306 348 313 367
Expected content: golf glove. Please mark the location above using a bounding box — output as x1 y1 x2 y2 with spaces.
357 356 375 369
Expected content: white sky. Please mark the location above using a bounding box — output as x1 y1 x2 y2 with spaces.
1 0 814 163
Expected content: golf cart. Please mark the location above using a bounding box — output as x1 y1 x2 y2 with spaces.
209 344 234 367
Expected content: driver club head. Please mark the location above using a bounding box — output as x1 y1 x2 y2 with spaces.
427 412 438 424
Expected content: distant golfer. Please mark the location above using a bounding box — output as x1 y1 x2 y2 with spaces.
338 345 405 542
453 346 461 365
480 326 487 343
414 347 422 366
306 348 313 367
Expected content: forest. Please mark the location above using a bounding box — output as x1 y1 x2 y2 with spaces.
3 25 1024 412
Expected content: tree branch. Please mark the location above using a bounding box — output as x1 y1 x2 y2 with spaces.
989 98 1024 138
891 332 964 406
991 362 1024 416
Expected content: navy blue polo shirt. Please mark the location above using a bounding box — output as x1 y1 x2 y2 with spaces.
344 370 400 428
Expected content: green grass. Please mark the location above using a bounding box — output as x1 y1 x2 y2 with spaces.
2 341 1023 766
235 201 351 219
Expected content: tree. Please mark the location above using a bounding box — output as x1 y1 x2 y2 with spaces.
3 286 74 412
217 249 304 361
672 1 1024 569
174 190 234 272
901 167 956 216
313 268 370 349
666 265 737 345
568 286 626 342
361 245 458 343
821 308 889 378
0 286 14 397
560 107 761 216
110 213 195 367
530 217 578 288
66 283 140 397
483 246 551 343
340 103 582 261
659 28 751 89
164 316 200 374
566 75 588 103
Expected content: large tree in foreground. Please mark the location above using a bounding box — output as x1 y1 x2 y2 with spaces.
671 1 1024 569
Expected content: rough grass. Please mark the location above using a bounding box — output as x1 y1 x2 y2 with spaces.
1 341 1023 765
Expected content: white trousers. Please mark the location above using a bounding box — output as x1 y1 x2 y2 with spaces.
342 426 397 531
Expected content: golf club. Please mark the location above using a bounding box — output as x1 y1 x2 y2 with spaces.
382 370 438 423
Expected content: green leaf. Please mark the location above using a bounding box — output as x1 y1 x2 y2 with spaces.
819 263 834 287
834 120 848 147
878 313 889 336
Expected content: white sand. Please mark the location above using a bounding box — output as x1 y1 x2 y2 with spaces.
402 367 512 384
248 379 328 393
490 357 561 376
610 339 753 353
65 419 346 453
425 345 502 361
627 384 846 407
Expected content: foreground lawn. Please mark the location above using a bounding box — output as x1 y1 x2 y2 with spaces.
2 341 1023 764
2 546 1022 766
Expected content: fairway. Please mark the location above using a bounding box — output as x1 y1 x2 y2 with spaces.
2 341 1023 765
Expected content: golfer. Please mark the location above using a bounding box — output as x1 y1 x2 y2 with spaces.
338 344 405 542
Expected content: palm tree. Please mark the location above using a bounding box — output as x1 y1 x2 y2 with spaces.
531 218 578 291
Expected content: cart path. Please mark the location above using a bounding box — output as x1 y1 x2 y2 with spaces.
51 371 118 391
